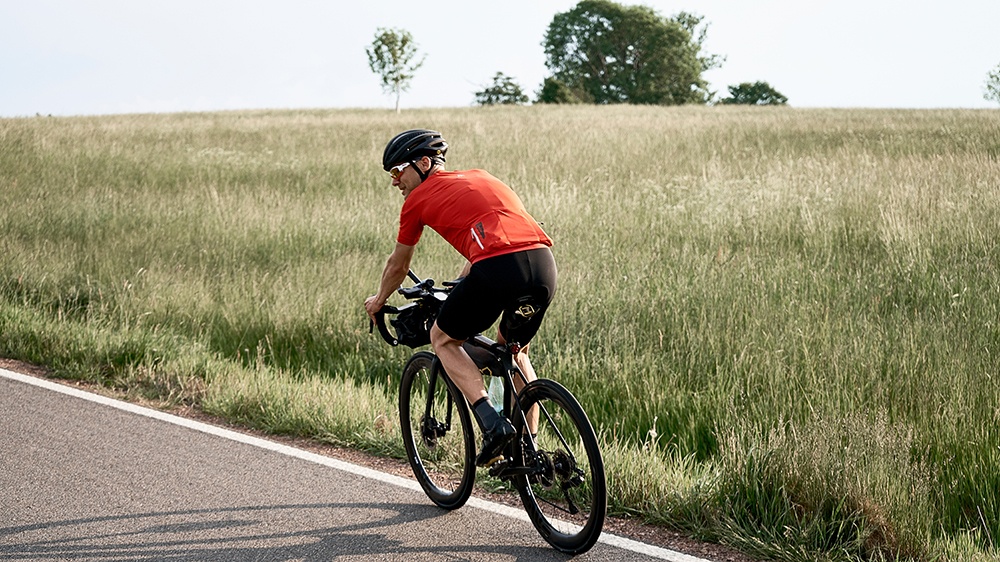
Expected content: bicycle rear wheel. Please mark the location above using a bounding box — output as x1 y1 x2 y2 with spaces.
511 378 606 554
399 351 476 510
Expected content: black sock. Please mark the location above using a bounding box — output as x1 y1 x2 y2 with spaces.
472 397 501 432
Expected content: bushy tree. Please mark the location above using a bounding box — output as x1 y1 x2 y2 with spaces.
536 77 584 104
474 72 529 105
718 81 788 106
365 28 425 113
985 62 1000 105
542 0 721 105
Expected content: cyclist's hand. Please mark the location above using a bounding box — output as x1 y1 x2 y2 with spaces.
364 295 384 321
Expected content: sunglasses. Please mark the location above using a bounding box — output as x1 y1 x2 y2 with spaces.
388 162 411 180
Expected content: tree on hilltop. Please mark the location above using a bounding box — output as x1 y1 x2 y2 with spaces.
718 81 788 106
366 28 425 113
985 62 1000 105
474 73 529 106
541 0 722 105
536 77 584 104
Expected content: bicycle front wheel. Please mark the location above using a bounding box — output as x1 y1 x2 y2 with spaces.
399 351 476 510
512 378 607 554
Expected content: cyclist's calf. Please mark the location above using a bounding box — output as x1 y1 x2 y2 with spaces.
429 322 487 404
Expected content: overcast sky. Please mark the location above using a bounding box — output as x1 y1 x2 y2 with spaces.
2 0 999 117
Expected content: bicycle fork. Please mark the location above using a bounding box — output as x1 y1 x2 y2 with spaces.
419 359 452 448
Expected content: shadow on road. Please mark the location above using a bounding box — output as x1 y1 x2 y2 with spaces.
0 501 577 561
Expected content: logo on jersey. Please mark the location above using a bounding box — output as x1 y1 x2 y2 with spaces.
471 222 486 250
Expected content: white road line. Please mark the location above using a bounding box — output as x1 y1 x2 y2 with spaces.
1 367 712 562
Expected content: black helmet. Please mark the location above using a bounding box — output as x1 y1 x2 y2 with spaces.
382 129 448 171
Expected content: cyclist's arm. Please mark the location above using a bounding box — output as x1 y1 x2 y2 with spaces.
365 242 415 319
458 260 472 278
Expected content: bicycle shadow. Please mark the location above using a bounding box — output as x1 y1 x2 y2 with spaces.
0 502 584 561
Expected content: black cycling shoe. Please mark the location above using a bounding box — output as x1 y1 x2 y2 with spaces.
476 417 516 467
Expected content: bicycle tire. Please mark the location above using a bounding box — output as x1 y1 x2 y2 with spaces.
399 351 476 510
510 378 607 554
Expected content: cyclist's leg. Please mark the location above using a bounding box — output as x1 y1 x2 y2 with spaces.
431 324 515 466
433 269 516 466
497 335 539 435
432 263 505 407
429 324 485 405
497 247 558 437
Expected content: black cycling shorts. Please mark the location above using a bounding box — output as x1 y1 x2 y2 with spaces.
435 247 557 345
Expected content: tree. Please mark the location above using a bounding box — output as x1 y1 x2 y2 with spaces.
536 77 583 104
673 11 726 78
985 62 1000 105
542 0 721 105
365 28 425 113
718 81 788 106
474 73 529 106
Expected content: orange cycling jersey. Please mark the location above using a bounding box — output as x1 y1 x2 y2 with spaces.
397 169 552 263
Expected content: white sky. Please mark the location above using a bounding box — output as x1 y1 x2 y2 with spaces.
2 0 999 117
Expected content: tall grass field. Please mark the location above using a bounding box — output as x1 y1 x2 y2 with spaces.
2 106 998 561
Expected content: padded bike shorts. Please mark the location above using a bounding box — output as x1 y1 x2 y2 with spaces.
435 247 557 346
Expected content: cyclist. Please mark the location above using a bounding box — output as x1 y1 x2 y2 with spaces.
364 129 556 466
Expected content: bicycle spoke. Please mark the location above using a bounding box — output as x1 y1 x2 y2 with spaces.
536 490 578 516
536 400 578 458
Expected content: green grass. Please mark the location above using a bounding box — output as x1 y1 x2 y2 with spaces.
2 105 999 561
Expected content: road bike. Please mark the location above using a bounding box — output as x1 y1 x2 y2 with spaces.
371 270 606 554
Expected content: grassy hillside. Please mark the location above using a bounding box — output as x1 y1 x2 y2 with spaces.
2 105 998 561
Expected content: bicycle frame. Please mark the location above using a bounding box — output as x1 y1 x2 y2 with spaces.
463 335 567 482
428 334 535 452
418 355 455 446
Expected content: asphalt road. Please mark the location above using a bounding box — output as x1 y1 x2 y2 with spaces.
0 369 708 562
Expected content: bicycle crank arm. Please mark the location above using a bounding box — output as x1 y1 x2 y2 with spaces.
487 460 542 480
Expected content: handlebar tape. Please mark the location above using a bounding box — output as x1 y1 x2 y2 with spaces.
370 305 400 346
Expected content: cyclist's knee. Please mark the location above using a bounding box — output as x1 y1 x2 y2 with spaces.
430 322 461 351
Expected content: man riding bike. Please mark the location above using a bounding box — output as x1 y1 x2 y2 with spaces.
364 129 557 467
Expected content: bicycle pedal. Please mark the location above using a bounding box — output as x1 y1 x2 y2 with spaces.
487 458 509 477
